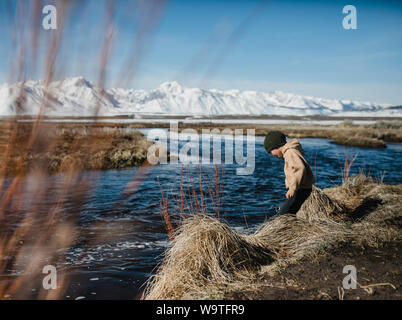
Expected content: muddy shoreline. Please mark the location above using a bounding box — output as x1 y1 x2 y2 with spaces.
227 241 401 300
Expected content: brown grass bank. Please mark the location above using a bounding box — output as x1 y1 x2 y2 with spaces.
0 121 153 176
10 119 402 149
143 175 402 300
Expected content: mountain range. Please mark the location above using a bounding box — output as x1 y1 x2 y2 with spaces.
0 77 400 117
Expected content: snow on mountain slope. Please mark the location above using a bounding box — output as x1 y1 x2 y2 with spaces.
0 77 399 117
0 77 119 116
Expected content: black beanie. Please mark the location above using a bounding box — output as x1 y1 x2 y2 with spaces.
264 131 287 153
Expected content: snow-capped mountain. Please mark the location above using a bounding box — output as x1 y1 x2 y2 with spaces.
0 77 399 117
0 77 119 116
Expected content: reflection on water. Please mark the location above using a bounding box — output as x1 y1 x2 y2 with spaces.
2 133 402 299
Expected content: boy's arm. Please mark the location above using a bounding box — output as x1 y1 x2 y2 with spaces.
285 149 306 197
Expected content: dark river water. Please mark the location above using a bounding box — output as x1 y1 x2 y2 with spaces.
1 129 402 299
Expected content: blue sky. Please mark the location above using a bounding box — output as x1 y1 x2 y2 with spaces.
1 0 402 104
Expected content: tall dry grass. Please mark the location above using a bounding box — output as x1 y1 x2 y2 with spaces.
0 0 166 299
1 0 275 300
158 165 224 241
1 0 268 299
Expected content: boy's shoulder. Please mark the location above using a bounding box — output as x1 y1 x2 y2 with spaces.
281 139 304 155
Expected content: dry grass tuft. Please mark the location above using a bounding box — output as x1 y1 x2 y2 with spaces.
324 175 377 211
144 215 273 299
251 215 347 261
296 186 346 221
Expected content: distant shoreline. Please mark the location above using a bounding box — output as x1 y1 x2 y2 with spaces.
2 117 401 148
4 114 402 122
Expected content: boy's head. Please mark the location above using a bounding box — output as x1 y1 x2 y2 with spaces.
264 131 287 158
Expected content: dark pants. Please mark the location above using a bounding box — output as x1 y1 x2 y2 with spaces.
277 188 312 215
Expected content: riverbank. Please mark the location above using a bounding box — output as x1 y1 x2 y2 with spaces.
0 121 153 176
143 175 402 300
7 118 402 148
174 120 401 148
